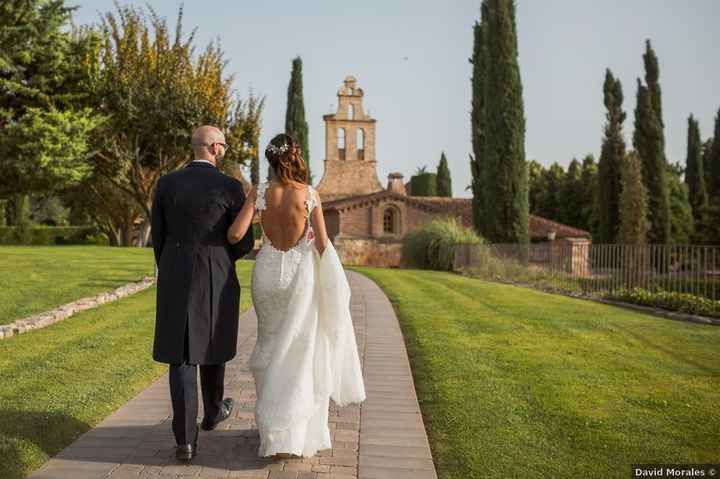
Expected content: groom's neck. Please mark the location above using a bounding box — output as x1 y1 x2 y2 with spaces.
193 157 217 166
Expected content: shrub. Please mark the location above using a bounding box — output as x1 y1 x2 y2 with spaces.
402 216 484 271
607 287 720 319
0 226 108 245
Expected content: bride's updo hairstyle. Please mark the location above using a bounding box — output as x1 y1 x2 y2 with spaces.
265 133 308 185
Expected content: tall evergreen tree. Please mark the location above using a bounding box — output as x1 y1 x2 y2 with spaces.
436 152 452 197
472 0 528 243
561 158 585 228
684 114 708 222
469 3 488 237
619 151 650 244
634 40 671 243
643 40 665 131
702 138 713 195
666 162 694 244
285 57 311 184
707 108 720 201
539 163 565 222
527 159 545 214
633 78 670 243
580 154 599 235
596 69 626 243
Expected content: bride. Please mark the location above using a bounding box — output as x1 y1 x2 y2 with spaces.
227 133 366 458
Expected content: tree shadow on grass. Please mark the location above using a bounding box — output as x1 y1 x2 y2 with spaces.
1 409 285 478
0 409 91 479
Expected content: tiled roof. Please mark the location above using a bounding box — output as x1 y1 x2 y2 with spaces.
322 191 591 239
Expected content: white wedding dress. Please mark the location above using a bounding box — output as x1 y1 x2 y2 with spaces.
249 181 366 458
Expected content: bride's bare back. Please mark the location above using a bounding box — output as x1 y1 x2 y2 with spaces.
227 179 328 255
260 181 312 251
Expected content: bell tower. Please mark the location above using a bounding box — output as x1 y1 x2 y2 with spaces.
315 75 384 201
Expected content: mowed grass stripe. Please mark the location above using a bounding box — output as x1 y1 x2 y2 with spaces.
0 258 255 479
350 266 720 479
0 246 155 325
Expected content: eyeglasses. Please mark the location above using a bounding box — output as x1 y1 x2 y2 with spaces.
207 141 230 151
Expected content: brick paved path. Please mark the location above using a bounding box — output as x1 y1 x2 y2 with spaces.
28 271 438 479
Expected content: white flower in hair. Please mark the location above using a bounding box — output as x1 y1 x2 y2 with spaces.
266 142 289 154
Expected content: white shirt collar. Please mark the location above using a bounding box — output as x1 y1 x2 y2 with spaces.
191 159 215 166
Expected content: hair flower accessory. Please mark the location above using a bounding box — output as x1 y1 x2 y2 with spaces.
266 142 289 155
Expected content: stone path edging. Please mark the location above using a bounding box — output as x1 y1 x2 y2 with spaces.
27 270 438 479
0 276 156 340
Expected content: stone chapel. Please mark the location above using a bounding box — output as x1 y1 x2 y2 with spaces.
249 75 591 267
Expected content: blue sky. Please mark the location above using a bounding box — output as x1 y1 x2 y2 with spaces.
72 1 720 198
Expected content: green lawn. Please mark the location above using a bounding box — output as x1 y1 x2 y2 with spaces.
0 246 156 325
0 254 254 479
349 266 720 479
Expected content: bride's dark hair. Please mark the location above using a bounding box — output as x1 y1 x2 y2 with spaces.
265 133 308 185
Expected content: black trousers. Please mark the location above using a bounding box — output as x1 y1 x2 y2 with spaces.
168 318 226 445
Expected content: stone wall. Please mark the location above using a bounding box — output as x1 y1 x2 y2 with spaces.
334 237 403 267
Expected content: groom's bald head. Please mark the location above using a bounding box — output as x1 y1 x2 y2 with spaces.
191 125 225 158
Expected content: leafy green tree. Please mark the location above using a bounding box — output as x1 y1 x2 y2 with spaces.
227 90 266 186
561 158 586 228
666 162 694 245
82 4 246 245
436 152 452 197
285 57 311 184
527 159 545 214
539 162 565 221
579 154 599 235
0 0 101 223
410 165 437 196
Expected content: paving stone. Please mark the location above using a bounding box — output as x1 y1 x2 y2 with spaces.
26 271 436 479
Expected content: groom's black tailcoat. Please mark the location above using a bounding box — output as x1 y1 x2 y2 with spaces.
150 161 254 365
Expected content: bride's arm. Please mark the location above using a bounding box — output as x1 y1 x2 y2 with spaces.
311 190 329 256
227 186 257 245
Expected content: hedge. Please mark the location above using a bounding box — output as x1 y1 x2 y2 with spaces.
0 226 108 245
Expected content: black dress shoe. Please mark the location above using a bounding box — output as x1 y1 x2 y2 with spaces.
175 427 198 462
201 398 234 431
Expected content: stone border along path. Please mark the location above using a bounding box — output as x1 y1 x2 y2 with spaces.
27 270 438 479
0 276 156 340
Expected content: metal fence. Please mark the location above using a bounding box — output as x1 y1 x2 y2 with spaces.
454 242 720 301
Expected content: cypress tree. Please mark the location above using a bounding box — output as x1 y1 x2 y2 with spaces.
619 151 650 244
702 138 713 196
479 0 528 243
436 152 452 197
285 57 311 184
707 108 720 201
597 69 626 243
643 40 665 130
684 114 708 221
634 40 672 243
469 2 489 237
633 79 670 243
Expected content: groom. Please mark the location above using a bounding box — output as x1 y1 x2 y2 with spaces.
150 125 255 462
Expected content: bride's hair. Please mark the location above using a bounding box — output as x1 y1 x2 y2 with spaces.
265 133 308 185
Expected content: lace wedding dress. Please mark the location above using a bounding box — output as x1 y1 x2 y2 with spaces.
249 181 366 458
